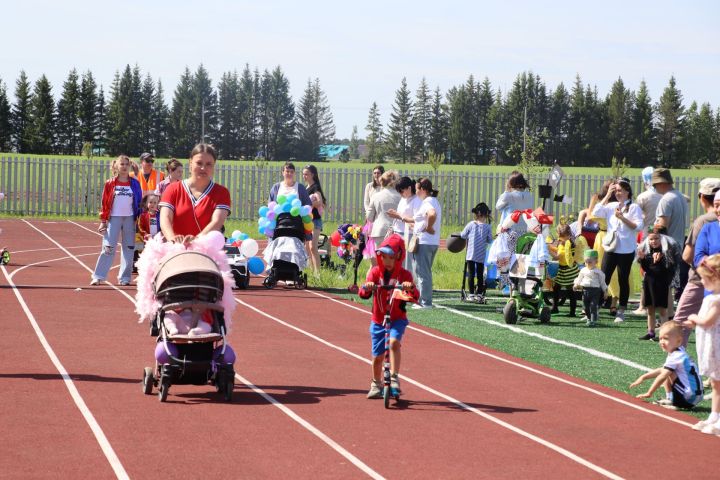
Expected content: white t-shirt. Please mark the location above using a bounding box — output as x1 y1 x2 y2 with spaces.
591 201 643 254
278 182 299 198
149 215 159 236
394 195 422 234
663 346 702 404
414 196 442 245
110 185 134 217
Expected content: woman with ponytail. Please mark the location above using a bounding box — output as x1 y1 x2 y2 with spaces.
412 178 442 308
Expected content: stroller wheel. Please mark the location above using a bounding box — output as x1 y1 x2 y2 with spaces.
539 306 552 324
158 383 169 402
263 275 275 289
503 300 518 325
223 378 234 402
296 273 307 289
142 367 154 395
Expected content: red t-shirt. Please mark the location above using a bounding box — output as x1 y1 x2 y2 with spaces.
159 180 231 236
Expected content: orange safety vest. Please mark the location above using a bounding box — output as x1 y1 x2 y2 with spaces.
131 169 165 194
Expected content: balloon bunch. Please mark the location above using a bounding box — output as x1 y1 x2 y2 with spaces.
225 230 265 275
257 194 314 238
330 223 362 261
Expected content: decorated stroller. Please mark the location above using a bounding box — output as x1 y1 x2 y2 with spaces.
262 212 308 289
137 234 237 403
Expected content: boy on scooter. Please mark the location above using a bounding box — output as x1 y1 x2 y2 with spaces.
359 234 419 399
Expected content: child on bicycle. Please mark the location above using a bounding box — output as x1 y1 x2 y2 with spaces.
359 233 419 399
460 202 493 303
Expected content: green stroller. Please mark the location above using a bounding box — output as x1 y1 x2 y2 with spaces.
502 233 551 324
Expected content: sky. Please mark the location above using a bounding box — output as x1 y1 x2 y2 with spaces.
2 0 719 139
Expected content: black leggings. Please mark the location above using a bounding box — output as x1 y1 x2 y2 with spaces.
601 251 635 308
465 261 485 295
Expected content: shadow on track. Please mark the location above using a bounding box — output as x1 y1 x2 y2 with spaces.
0 372 139 383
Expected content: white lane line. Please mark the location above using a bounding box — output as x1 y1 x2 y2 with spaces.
10 245 97 254
24 220 382 479
302 289 694 428
234 296 624 480
1 265 129 480
432 303 652 371
9 253 97 279
234 373 384 480
23 220 136 303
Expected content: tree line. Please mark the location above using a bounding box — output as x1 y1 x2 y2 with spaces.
0 64 335 161
369 72 720 168
1 66 718 168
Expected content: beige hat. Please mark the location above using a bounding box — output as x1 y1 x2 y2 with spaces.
699 178 720 196
651 168 673 185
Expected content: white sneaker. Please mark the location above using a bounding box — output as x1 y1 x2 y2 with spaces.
632 307 647 316
90 278 101 286
692 418 715 431
367 380 383 399
613 311 625 324
412 303 432 310
700 421 720 435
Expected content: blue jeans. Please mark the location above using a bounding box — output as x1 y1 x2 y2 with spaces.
92 215 135 283
413 243 438 306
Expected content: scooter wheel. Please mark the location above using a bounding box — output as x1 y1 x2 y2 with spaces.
383 386 390 409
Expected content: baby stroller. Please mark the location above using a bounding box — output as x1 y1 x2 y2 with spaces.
142 251 235 402
263 212 308 289
223 244 249 289
502 233 551 325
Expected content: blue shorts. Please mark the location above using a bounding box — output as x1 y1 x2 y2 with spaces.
313 218 323 231
369 319 408 357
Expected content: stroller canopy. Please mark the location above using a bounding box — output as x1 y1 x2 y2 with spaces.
153 251 224 302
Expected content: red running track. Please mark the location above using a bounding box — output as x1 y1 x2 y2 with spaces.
1 218 719 479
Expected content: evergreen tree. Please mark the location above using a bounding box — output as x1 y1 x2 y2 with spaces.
606 77 634 164
656 76 685 167
410 77 431 163
685 102 715 165
502 72 549 165
217 71 240 159
0 78 11 151
237 64 258 159
192 64 217 145
56 68 81 154
546 83 570 164
138 73 155 153
631 80 655 166
105 66 134 155
386 77 413 163
95 85 107 153
428 87 448 160
27 75 56 154
78 70 98 145
715 110 720 165
447 84 472 164
264 66 295 160
488 89 507 164
365 101 383 163
169 67 196 157
584 84 609 166
476 77 495 164
294 78 335 161
127 65 144 153
567 75 588 166
151 80 169 157
12 70 33 153
349 125 360 159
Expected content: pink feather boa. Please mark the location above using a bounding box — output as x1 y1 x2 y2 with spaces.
135 231 235 331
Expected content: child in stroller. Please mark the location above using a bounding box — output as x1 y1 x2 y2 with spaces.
262 212 309 289
135 232 237 402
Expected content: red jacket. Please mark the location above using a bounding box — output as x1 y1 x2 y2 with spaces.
136 210 160 238
359 234 419 324
99 177 142 221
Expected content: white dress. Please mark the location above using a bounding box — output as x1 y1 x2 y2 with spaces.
696 293 720 379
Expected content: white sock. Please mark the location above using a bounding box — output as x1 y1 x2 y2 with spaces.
666 392 673 401
708 412 719 423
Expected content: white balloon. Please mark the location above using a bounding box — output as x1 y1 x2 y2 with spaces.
240 238 259 257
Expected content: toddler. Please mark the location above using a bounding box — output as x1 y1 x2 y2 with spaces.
359 234 419 399
683 253 720 433
630 322 703 410
164 307 214 336
134 193 160 272
636 232 679 340
550 224 579 316
460 202 493 302
573 249 607 327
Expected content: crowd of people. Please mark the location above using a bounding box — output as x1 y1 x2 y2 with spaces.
88 148 720 423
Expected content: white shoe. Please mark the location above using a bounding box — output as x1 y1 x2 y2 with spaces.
632 307 647 316
367 380 383 399
613 311 625 324
90 278 101 286
700 421 720 435
692 418 714 431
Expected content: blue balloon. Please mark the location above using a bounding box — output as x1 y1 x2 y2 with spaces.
274 204 284 215
239 233 249 240
258 226 265 235
282 202 292 212
259 217 268 228
291 199 302 208
259 206 269 217
248 256 265 275
266 220 276 230
286 194 297 204
300 205 312 216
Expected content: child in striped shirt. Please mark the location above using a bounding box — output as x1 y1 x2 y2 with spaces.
460 203 493 303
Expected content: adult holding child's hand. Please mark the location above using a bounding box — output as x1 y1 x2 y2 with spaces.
159 144 231 243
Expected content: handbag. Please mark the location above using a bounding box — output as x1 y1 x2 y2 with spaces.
601 230 618 253
407 234 419 253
